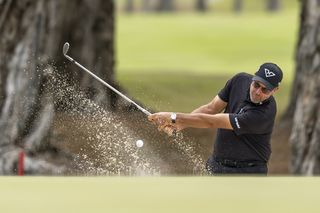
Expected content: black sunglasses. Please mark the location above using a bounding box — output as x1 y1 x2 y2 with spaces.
252 81 272 94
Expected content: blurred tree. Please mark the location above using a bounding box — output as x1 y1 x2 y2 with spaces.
266 0 281 12
289 0 320 175
0 0 116 174
142 0 159 12
125 0 134 13
233 0 243 13
195 0 208 12
156 0 175 11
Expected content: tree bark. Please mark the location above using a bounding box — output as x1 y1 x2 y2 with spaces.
0 0 115 174
290 0 320 175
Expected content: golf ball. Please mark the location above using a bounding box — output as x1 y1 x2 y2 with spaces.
136 140 144 148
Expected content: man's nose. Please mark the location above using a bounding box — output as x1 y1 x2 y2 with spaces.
255 87 262 95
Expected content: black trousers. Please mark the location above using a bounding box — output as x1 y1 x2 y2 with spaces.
206 156 268 175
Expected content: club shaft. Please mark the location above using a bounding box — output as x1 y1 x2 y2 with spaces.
65 55 151 116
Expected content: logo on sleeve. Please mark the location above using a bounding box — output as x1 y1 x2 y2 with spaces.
234 117 241 129
265 68 275 78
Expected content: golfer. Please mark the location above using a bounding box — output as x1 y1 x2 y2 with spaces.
148 62 283 175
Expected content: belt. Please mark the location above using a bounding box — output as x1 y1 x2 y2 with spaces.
214 158 266 168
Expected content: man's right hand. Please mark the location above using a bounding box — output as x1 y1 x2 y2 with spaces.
160 125 176 137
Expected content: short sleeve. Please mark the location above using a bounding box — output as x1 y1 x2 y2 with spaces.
218 73 247 103
229 109 275 135
218 77 233 102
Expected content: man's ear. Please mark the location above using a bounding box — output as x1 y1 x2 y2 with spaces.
272 87 279 94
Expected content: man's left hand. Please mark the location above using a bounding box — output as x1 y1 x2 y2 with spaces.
148 112 171 126
148 112 182 136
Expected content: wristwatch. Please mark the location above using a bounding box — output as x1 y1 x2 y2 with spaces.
171 113 177 124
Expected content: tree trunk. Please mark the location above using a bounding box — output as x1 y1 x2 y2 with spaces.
124 0 134 13
266 0 281 12
233 0 243 13
142 0 156 12
195 0 208 12
0 0 115 174
156 0 175 12
290 0 320 175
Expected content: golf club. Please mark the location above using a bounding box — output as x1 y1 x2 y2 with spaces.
62 42 151 116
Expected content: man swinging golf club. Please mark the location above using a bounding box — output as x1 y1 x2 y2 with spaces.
148 62 283 175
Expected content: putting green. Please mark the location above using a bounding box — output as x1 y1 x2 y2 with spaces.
0 177 319 213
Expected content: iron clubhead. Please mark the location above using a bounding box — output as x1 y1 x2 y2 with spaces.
63 42 70 55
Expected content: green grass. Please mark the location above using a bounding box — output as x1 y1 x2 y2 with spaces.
116 7 299 115
1 177 320 213
116 11 298 76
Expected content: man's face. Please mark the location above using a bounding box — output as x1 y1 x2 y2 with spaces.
249 81 278 103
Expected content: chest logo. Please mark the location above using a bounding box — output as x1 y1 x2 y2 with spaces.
265 68 275 78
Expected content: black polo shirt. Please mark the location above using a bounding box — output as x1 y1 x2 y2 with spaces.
213 72 277 162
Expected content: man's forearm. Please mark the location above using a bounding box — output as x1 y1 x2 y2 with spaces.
191 95 227 115
191 104 212 114
176 113 233 130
